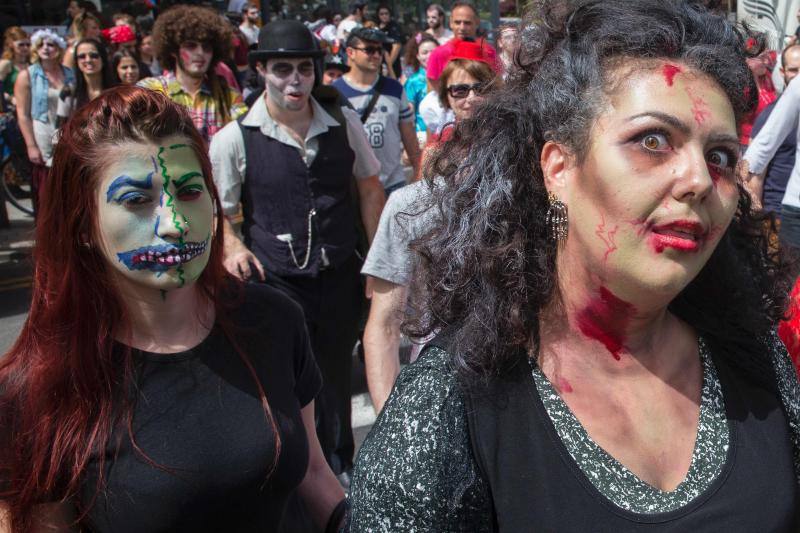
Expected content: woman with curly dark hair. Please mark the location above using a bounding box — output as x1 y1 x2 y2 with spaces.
349 0 800 530
138 4 246 142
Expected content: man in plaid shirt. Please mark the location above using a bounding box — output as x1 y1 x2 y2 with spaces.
138 5 247 142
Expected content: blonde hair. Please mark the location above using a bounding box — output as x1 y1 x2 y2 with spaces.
30 30 66 64
71 12 101 40
2 26 28 61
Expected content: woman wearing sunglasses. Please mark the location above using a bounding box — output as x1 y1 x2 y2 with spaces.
57 38 116 124
434 40 499 141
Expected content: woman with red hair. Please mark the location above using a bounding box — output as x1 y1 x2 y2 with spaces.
0 86 345 532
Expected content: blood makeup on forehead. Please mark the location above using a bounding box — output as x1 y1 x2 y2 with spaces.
685 87 711 126
575 286 635 361
662 64 682 86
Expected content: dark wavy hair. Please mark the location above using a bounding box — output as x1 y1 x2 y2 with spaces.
406 0 790 388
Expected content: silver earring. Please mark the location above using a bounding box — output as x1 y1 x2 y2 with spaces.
546 192 568 242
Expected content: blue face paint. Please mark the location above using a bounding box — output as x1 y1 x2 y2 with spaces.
106 172 154 203
116 236 209 272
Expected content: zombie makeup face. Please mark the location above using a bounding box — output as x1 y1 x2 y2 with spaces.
556 63 739 310
36 40 61 62
95 138 213 292
261 58 315 111
177 40 213 78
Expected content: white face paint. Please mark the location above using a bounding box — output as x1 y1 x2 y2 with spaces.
95 137 214 292
261 58 316 112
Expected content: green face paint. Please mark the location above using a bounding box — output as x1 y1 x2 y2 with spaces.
95 137 214 294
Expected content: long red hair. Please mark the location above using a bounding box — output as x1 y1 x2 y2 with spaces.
0 86 279 530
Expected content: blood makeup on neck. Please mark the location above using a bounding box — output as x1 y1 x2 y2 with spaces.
575 286 635 360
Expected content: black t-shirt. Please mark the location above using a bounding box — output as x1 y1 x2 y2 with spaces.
381 21 406 78
79 283 322 532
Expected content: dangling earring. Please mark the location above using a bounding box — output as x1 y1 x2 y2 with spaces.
546 192 568 243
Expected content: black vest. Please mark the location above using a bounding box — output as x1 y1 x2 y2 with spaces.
238 100 356 277
440 340 800 531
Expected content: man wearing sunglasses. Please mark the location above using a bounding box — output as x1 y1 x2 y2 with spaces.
138 5 246 143
334 27 421 195
210 20 384 486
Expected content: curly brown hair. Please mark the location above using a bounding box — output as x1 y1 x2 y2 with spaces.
152 5 232 72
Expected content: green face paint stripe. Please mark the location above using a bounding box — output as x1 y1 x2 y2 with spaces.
157 146 186 287
169 143 189 150
175 171 203 188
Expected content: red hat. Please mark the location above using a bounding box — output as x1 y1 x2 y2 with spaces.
102 25 136 45
448 39 499 71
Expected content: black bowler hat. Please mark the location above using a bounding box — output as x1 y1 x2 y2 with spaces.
249 20 325 67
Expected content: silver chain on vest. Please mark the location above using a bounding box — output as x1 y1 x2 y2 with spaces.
277 208 317 270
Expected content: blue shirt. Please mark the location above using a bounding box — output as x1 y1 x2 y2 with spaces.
404 68 428 132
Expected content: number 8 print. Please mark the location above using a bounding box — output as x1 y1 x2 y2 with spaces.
367 123 384 148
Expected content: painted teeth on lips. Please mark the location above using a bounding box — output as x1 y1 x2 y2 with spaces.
131 241 207 266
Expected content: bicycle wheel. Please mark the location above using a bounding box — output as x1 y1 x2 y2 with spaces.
1 153 34 216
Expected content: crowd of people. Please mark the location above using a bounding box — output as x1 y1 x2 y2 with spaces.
0 0 799 531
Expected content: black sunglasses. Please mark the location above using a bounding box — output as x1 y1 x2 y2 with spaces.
447 81 490 99
351 45 384 56
77 52 100 60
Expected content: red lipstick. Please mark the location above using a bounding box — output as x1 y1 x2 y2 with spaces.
648 220 706 253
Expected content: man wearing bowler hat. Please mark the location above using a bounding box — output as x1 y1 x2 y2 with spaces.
210 20 384 483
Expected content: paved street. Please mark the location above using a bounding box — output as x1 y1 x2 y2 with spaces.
0 198 34 358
